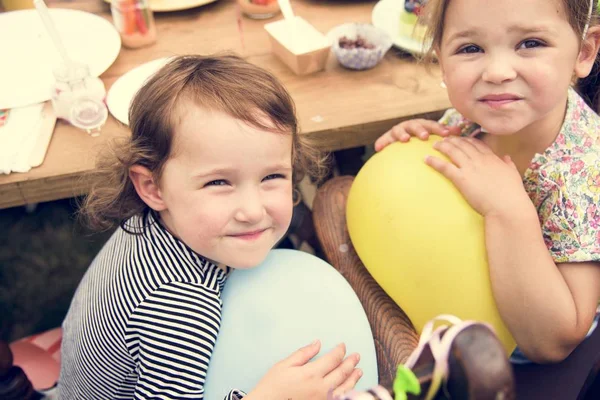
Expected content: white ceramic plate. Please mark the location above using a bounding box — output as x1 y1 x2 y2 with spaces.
0 9 121 110
104 0 218 12
372 0 431 56
106 57 171 125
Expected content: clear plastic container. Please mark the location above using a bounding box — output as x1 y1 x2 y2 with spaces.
51 62 108 136
69 97 108 137
111 0 157 49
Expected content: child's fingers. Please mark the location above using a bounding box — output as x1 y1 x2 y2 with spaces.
375 123 424 152
374 131 393 152
282 340 321 367
330 368 363 398
375 119 455 152
413 120 452 138
425 155 461 183
309 342 346 377
323 353 360 390
433 138 472 166
464 137 492 154
389 125 412 142
403 120 431 140
374 129 407 152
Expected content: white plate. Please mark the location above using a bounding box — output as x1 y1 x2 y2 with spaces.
372 0 431 56
0 9 121 110
106 57 171 125
104 0 218 12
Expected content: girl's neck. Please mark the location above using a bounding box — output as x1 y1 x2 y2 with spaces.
156 210 228 271
481 95 568 176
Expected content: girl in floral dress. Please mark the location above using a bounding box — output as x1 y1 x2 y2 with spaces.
376 0 600 365
343 0 600 397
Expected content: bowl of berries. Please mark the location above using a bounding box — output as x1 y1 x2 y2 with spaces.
237 0 280 19
327 23 393 70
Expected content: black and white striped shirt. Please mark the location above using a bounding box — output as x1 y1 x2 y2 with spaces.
58 210 246 399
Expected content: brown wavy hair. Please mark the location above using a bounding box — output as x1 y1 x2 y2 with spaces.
421 0 599 62
80 54 327 231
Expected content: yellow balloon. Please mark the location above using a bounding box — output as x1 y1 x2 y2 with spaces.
347 137 516 354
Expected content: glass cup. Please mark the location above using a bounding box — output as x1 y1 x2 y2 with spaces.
237 0 280 20
111 0 157 49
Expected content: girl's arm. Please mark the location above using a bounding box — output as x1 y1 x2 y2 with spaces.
127 281 245 399
485 205 600 363
425 136 600 364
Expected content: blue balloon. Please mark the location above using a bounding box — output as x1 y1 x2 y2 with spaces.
204 249 378 398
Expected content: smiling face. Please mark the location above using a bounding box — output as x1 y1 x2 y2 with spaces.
156 102 294 269
438 0 585 137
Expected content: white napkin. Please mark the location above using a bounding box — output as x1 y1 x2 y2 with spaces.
0 103 45 174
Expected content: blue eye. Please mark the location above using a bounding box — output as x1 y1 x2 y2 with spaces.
263 174 285 181
458 44 482 54
205 179 229 187
519 39 544 49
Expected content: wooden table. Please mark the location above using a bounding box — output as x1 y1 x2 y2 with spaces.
0 0 450 209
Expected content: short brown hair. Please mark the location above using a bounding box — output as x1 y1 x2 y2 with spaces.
81 54 327 231
421 0 599 62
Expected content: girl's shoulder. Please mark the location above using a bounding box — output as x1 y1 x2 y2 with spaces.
558 87 600 150
529 149 600 263
521 90 600 264
528 87 600 184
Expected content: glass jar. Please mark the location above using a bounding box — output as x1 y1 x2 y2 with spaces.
51 62 108 136
1 0 34 11
237 0 280 20
111 0 157 49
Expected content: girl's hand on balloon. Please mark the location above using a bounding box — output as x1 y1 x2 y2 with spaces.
425 137 531 217
375 119 461 152
245 340 362 400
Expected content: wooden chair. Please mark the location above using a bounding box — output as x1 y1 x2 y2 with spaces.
312 176 600 400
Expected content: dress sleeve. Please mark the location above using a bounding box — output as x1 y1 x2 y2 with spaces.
438 108 481 137
538 155 600 263
125 281 247 399
438 108 464 126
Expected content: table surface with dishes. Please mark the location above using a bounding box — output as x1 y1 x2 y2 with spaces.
0 0 450 209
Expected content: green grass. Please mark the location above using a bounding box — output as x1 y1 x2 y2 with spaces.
0 198 113 342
